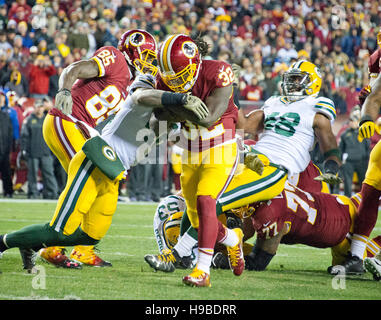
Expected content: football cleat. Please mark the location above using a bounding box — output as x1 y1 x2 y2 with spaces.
70 246 112 267
19 248 37 273
227 228 245 276
39 247 82 269
211 252 230 269
329 252 365 276
144 249 192 272
182 267 211 287
364 257 381 281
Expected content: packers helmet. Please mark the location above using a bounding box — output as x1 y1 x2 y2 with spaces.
162 211 183 249
281 60 322 101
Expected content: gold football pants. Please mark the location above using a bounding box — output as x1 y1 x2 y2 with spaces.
180 142 238 229
363 139 381 191
49 150 119 240
43 114 87 172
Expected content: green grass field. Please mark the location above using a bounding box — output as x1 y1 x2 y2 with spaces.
0 200 380 301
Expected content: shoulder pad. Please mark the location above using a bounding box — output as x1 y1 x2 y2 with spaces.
313 97 336 121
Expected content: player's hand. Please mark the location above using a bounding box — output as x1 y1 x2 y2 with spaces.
314 173 342 185
183 95 209 120
231 63 241 85
55 88 73 115
244 152 267 175
358 120 375 142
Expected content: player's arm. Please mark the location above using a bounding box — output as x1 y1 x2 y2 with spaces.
55 60 99 115
246 223 289 271
358 74 381 141
242 109 265 137
313 113 342 184
131 87 209 120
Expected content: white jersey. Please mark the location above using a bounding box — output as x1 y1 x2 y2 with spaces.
101 74 156 171
153 195 198 267
153 194 186 253
254 95 336 176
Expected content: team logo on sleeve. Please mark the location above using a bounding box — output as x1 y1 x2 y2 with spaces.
102 146 117 161
182 41 197 59
129 32 145 47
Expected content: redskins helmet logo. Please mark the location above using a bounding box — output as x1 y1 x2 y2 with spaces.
102 146 117 161
182 41 197 59
129 32 145 47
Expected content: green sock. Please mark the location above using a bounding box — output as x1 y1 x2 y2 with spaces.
4 223 99 249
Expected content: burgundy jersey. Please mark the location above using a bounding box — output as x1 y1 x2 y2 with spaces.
50 46 131 128
157 59 238 151
251 183 352 248
294 161 325 193
368 47 381 74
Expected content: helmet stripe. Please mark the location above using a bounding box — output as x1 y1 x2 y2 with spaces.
160 34 177 73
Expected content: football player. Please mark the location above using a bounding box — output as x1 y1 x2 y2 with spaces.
39 29 159 268
0 72 209 272
242 181 381 276
145 59 340 286
332 29 381 275
151 34 244 287
145 159 329 273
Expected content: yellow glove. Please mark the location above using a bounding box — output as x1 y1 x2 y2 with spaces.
314 173 343 185
358 120 375 142
244 152 270 175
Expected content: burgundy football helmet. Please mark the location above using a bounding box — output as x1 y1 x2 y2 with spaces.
118 29 158 76
158 34 201 93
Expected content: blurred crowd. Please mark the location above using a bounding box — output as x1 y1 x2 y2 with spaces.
0 0 380 200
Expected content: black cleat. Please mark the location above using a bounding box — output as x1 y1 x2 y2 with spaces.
329 252 365 276
19 248 37 273
144 249 192 272
211 252 230 269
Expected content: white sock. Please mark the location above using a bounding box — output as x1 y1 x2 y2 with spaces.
218 227 239 247
351 234 369 259
174 232 198 257
197 248 213 274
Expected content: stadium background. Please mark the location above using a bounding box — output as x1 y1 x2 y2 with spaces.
0 0 379 197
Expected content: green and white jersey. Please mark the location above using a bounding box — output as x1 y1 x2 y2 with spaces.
254 95 336 176
153 195 186 253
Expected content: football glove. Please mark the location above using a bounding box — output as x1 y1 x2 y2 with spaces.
358 120 375 142
183 94 209 120
244 152 269 175
55 88 73 115
314 173 342 185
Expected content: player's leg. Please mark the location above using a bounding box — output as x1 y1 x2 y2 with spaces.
183 143 239 287
218 165 288 213
42 115 107 267
343 140 381 272
0 152 101 269
70 173 119 267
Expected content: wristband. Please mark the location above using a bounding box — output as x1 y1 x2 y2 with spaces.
323 159 339 175
323 148 341 160
161 92 187 108
359 115 374 126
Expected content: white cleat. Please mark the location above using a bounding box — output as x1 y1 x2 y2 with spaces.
364 257 381 281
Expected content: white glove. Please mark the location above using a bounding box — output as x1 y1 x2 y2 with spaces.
183 94 209 120
55 89 73 115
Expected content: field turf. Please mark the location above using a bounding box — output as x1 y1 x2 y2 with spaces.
0 199 380 303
